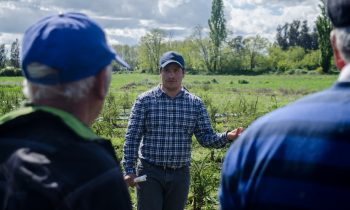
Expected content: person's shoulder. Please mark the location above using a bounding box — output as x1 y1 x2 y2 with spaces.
137 86 160 100
183 89 202 102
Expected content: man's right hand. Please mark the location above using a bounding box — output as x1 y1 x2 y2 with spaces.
124 173 137 187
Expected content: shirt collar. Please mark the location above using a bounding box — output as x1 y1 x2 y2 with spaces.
338 64 350 82
0 105 100 141
155 85 186 98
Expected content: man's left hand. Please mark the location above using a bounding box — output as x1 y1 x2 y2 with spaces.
227 127 244 141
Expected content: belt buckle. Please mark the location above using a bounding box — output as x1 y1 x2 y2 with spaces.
164 165 177 170
170 165 178 170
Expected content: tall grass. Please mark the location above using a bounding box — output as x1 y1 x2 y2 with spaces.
0 73 338 209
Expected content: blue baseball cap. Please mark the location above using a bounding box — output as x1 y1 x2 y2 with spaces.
328 0 350 27
21 12 130 85
159 51 185 69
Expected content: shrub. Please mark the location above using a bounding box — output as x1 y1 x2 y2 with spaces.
238 79 249 84
285 69 308 75
211 78 218 84
316 67 324 74
189 153 219 210
0 66 22 76
307 70 319 75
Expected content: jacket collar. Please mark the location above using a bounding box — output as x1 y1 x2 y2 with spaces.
338 64 350 82
0 105 100 141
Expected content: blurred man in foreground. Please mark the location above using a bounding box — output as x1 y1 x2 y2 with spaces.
0 12 132 210
219 0 350 209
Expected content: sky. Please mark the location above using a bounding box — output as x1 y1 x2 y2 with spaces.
0 0 321 49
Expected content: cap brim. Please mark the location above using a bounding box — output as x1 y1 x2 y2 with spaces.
115 54 130 69
160 60 183 69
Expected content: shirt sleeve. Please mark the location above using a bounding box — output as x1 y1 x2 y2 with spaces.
122 96 146 175
193 99 229 148
219 136 246 210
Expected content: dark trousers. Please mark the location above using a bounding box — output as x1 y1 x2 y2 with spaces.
136 160 190 210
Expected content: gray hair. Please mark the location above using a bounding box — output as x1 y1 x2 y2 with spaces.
333 28 350 63
23 63 112 102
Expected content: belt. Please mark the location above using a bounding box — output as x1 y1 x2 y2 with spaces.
141 159 186 171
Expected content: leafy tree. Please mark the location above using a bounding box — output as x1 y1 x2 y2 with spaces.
299 20 313 50
288 46 306 63
172 38 204 74
208 0 227 73
276 20 319 51
192 25 212 73
243 35 269 70
268 45 286 71
113 44 138 71
10 39 20 68
316 0 333 73
268 45 319 72
160 37 204 74
300 50 321 70
227 35 244 54
276 24 289 50
288 20 301 47
138 29 166 73
219 47 241 74
225 35 245 73
310 27 319 50
0 44 6 69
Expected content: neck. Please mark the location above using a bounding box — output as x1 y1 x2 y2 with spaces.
161 85 182 98
33 97 100 126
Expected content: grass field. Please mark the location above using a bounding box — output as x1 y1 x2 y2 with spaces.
110 73 336 103
0 73 338 209
109 73 336 126
108 73 338 210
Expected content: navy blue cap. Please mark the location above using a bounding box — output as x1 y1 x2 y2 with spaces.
328 0 350 27
21 12 130 85
159 51 185 69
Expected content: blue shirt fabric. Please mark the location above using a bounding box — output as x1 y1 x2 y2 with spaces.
219 81 350 210
123 86 228 175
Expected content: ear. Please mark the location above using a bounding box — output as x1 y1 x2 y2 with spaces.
93 69 110 100
331 32 346 70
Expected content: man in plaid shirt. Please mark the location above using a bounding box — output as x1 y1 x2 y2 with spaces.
123 51 243 210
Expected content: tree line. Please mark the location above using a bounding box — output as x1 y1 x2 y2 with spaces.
114 0 333 75
0 39 20 69
1 0 333 75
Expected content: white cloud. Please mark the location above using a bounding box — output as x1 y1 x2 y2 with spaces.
0 0 321 46
231 0 317 7
158 0 191 15
225 0 319 41
106 28 148 45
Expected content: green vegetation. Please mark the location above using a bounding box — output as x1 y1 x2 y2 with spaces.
208 0 227 73
0 73 337 209
0 0 337 209
316 0 333 73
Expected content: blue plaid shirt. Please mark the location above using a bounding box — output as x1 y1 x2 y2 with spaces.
122 86 229 174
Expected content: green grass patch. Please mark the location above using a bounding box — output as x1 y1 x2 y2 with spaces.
0 73 338 209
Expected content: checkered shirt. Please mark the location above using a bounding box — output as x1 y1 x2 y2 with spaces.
122 86 229 175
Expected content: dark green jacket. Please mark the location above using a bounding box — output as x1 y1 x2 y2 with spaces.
0 105 131 210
